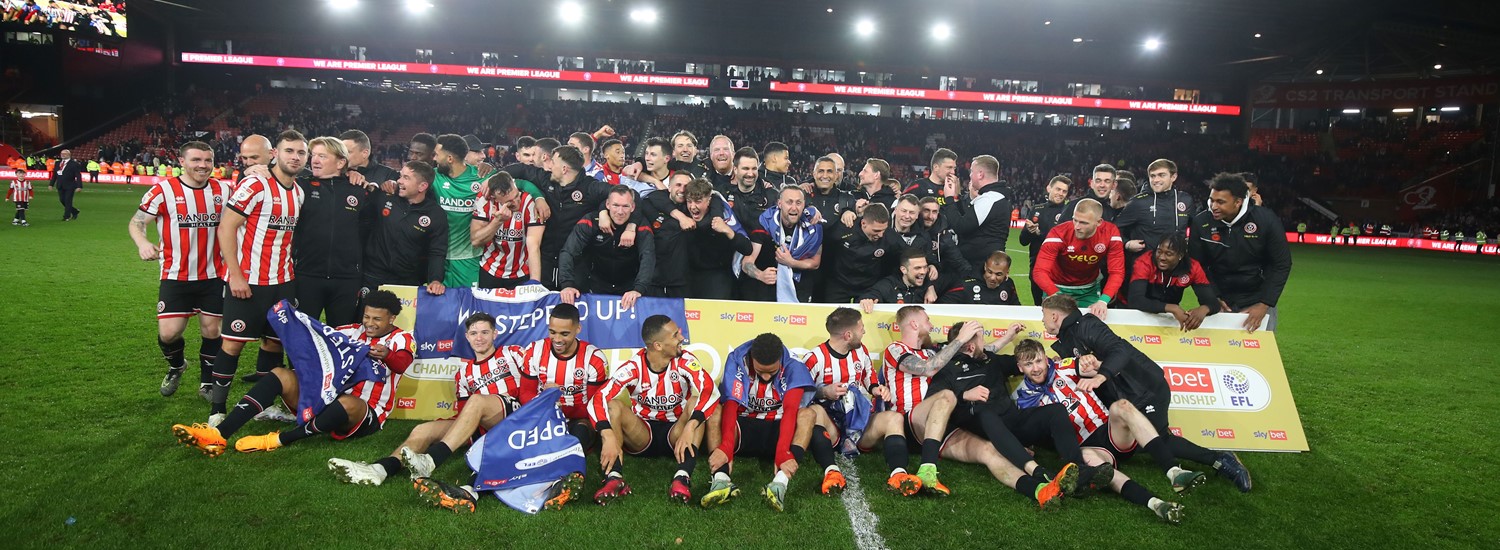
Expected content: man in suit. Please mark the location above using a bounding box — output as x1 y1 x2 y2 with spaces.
51 149 84 221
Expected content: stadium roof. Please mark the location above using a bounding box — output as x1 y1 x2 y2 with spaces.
149 0 1499 85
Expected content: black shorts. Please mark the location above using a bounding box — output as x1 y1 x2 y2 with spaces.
221 282 297 342
14 201 27 210
330 406 383 441
1082 422 1137 462
734 417 782 460
627 419 677 458
903 409 962 452
478 271 528 290
158 279 225 319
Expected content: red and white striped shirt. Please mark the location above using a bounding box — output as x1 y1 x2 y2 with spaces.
519 338 608 420
338 324 415 427
882 341 936 414
1012 358 1110 443
587 350 719 427
139 177 233 281
226 175 304 285
804 342 876 394
474 192 541 279
454 345 525 412
8 179 31 203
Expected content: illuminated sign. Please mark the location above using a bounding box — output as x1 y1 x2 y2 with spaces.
768 81 1242 116
179 52 711 89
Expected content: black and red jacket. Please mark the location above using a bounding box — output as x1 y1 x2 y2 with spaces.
1126 251 1220 314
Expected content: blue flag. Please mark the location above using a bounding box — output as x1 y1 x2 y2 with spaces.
577 293 689 350
265 300 379 423
413 286 561 359
466 388 585 514
819 385 873 458
721 341 815 410
411 286 466 359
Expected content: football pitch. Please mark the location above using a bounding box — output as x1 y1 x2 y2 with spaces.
2 185 1497 549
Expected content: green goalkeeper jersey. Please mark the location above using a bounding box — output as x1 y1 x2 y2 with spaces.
434 164 485 261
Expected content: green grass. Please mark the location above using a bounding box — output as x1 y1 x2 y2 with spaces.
3 186 1499 549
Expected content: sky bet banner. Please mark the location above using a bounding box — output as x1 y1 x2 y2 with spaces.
382 287 1306 452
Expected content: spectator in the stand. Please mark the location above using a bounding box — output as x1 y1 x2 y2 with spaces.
941 154 1014 269
409 133 438 166
1127 233 1219 331
1021 175 1071 305
1063 164 1118 222
904 148 956 200
1189 173 1292 333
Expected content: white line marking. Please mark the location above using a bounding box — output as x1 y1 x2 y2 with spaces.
837 457 889 550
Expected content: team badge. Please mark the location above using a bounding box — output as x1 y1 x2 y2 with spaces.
1054 213 1062 222
1094 243 1107 253
668 371 680 383
213 195 224 205
231 319 247 333
999 291 1009 301
418 215 431 227
1244 222 1258 234
1177 202 1187 212
346 195 359 207
1178 275 1191 285
471 181 483 194
873 248 885 258
156 301 165 313
571 190 583 202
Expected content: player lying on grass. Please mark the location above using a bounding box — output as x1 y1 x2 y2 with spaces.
1011 339 1186 523
587 315 720 505
171 291 412 456
1042 293 1252 493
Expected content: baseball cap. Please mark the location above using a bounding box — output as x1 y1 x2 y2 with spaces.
462 134 489 151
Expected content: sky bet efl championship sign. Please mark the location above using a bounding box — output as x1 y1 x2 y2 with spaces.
381 287 1307 453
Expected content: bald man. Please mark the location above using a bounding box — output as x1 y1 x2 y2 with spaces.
238 135 274 176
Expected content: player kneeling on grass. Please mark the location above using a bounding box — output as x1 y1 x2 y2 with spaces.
1011 339 1185 524
587 315 719 505
702 333 829 512
172 291 412 456
327 312 523 490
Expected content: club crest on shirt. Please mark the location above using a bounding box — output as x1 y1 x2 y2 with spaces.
346 195 359 207
873 248 885 257
1094 243 1106 253
999 290 1009 301
1178 275 1191 285
418 215 431 227
1244 222 1258 234
571 190 584 202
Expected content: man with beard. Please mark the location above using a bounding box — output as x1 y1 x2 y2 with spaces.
740 186 823 302
824 204 900 303
431 134 489 289
724 147 779 227
1062 164 1119 222
807 156 858 227
361 161 447 300
941 155 1014 269
1034 198 1124 319
536 146 615 289
859 249 932 313
1021 176 1072 304
637 171 726 297
938 251 1021 305
905 148 958 201
702 135 737 191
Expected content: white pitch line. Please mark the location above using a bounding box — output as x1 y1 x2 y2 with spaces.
837 458 889 550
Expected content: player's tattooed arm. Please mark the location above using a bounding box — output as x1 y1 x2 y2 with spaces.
898 338 964 377
128 210 160 261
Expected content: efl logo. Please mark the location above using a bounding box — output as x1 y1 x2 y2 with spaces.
1243 339 1260 349
685 310 701 321
1164 366 1214 393
1216 429 1236 439
1193 337 1211 347
396 398 416 409
788 315 807 326
436 339 454 352
1144 335 1162 344
1168 427 1182 437
735 312 754 323
1269 430 1287 441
